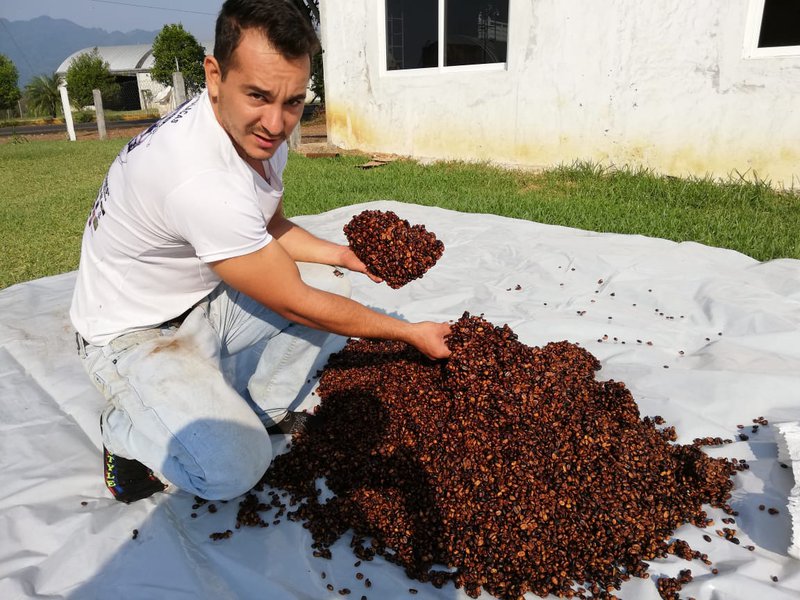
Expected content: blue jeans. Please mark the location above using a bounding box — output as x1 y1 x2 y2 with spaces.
79 263 351 500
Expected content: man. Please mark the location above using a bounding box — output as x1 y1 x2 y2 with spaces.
71 0 451 504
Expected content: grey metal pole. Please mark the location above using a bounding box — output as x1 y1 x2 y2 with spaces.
289 121 302 149
172 72 186 107
93 89 107 140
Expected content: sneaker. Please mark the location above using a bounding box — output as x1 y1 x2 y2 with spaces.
104 446 167 503
266 411 316 436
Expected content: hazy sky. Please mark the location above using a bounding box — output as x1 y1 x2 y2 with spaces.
1 0 223 40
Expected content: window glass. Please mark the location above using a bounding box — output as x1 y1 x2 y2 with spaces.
445 0 509 66
386 0 438 70
758 0 800 47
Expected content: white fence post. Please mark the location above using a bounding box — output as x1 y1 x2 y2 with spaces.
58 86 76 142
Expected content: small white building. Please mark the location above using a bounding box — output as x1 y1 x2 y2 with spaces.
56 42 214 114
320 1 800 188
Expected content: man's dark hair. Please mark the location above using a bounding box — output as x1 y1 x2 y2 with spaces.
214 0 320 78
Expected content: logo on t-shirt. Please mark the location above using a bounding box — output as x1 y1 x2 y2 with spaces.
87 175 110 232
122 96 200 158
86 96 203 233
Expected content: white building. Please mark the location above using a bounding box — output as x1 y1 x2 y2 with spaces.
320 1 800 188
56 42 213 114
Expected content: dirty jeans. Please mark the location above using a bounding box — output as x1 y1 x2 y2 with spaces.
78 263 351 500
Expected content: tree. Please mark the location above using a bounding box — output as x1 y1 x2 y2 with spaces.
24 72 62 118
65 48 120 109
151 24 206 95
289 0 324 105
0 54 22 111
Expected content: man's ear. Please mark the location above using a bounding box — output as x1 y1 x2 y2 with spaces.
204 56 222 99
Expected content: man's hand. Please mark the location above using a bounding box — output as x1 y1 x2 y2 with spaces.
335 245 382 284
405 321 452 360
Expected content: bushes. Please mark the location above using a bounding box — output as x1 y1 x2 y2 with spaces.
72 110 94 124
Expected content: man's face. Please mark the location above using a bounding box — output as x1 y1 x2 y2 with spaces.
205 29 310 172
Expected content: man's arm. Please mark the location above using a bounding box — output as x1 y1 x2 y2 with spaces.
210 239 451 359
267 205 381 282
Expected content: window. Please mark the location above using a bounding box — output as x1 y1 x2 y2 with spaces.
744 0 800 58
385 0 509 71
758 0 800 47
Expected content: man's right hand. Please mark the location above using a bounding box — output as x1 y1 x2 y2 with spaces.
406 321 452 360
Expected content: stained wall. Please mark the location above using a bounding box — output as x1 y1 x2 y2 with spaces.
319 1 800 187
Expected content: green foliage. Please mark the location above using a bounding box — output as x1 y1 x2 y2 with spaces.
65 48 120 109
151 24 207 94
72 110 94 123
309 51 324 104
289 0 324 105
0 54 22 110
24 72 62 118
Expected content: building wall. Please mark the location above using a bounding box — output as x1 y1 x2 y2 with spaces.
136 73 174 115
320 1 800 187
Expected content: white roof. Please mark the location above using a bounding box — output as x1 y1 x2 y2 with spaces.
56 41 214 75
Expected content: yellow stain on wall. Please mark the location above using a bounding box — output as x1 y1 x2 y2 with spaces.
326 104 380 149
326 104 800 188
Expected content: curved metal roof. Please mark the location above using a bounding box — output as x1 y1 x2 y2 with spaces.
56 41 214 75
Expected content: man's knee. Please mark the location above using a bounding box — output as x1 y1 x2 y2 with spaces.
297 262 352 299
166 421 273 501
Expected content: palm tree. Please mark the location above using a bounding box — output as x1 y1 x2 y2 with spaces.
24 72 62 119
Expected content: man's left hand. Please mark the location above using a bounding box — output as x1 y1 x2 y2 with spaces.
336 246 382 283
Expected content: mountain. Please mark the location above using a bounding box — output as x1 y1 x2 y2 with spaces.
0 16 158 87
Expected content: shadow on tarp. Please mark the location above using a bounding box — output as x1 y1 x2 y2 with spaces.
68 409 461 600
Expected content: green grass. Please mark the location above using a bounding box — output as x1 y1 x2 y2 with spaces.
0 139 126 288
2 139 799 290
284 155 800 261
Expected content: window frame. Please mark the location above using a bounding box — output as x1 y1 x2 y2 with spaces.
743 0 800 59
379 0 510 75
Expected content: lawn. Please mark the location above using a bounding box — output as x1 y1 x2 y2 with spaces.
1 138 799 289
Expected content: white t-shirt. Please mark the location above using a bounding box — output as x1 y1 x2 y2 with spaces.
70 91 288 346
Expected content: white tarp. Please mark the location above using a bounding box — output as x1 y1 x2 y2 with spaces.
1 200 799 600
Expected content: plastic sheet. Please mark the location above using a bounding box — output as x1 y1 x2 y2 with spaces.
1 201 799 599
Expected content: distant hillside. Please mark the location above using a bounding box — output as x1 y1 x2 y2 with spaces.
0 16 157 87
